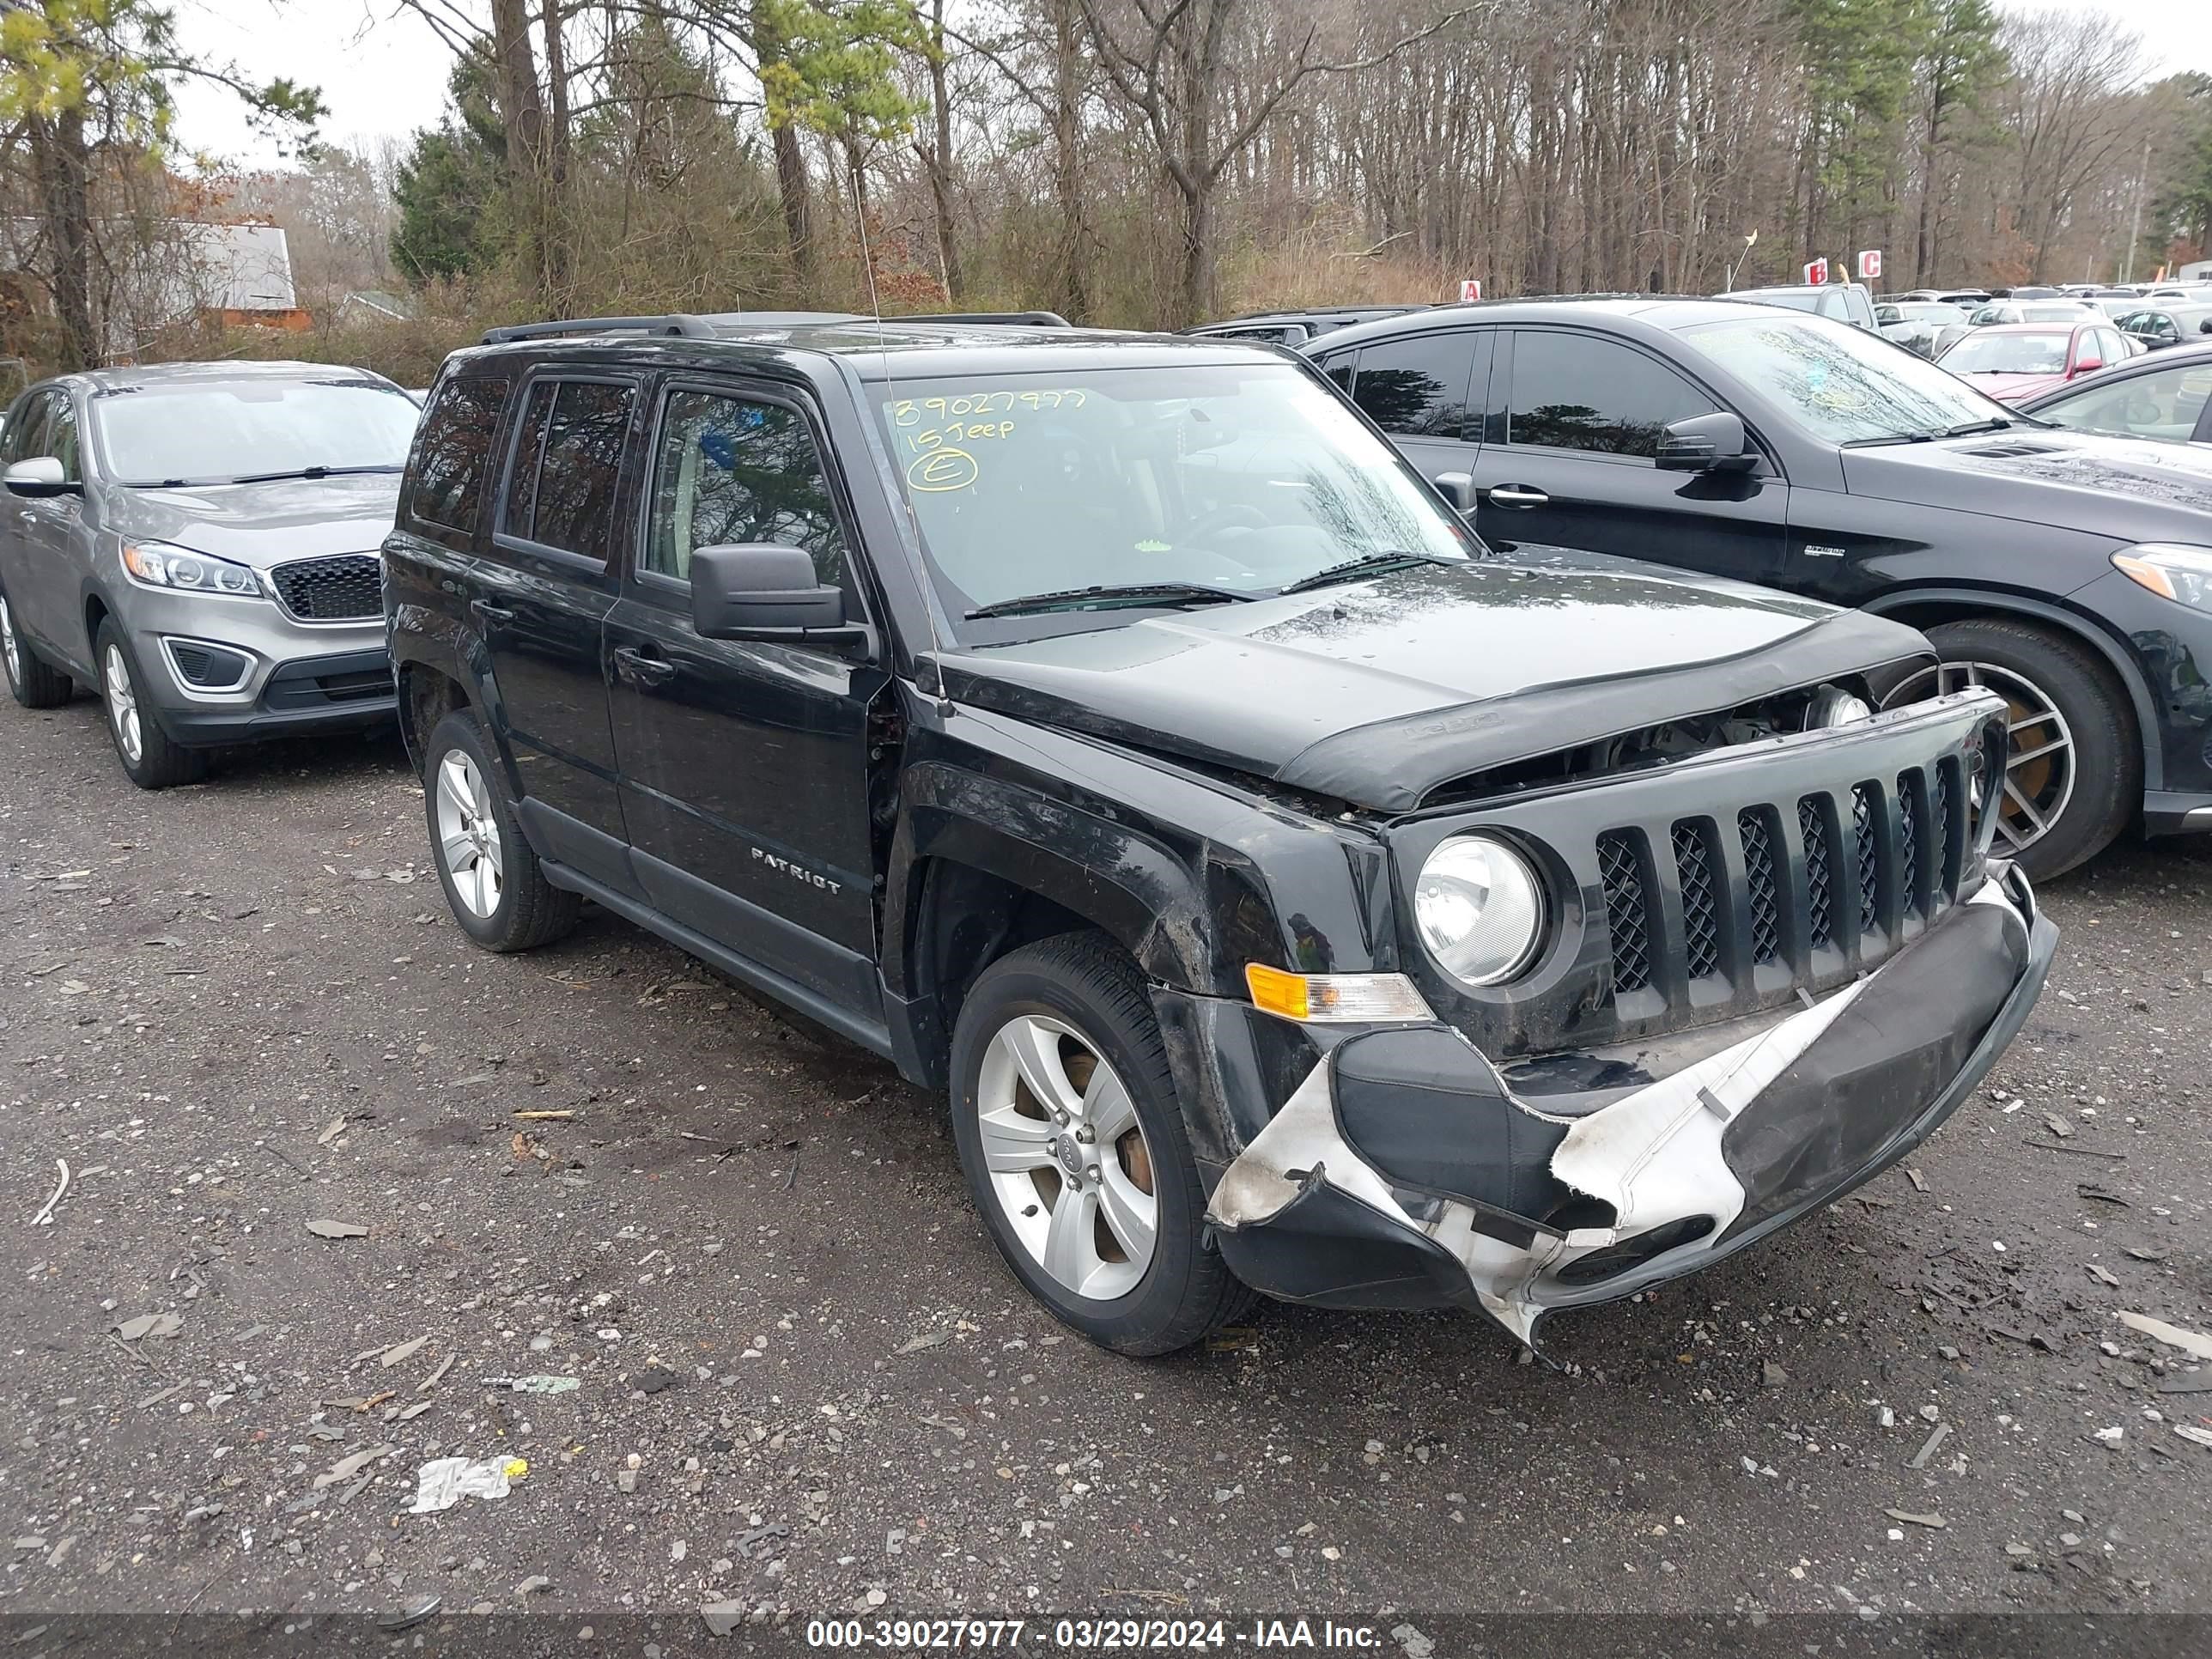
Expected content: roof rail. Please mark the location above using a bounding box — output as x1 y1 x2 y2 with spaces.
479 314 716 345
890 310 1072 327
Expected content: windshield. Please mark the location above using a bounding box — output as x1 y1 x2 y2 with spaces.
871 362 1480 633
1685 312 2021 444
1942 331 2070 375
93 379 420 484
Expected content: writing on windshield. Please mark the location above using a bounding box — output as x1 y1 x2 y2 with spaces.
871 364 1475 629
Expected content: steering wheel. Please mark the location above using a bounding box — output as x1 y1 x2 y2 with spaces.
1181 504 1268 544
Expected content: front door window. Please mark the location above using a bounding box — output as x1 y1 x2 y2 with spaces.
1506 331 1707 459
643 390 848 588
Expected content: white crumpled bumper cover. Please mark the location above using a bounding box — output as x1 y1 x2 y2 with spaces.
1206 877 2046 1346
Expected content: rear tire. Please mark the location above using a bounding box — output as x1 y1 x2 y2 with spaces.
1 591 72 709
948 931 1254 1355
1884 617 2136 879
94 621 207 789
422 709 580 952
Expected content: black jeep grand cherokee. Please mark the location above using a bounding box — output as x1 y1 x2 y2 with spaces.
385 313 2055 1356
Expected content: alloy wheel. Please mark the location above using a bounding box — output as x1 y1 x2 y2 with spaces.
102 642 142 765
0 596 19 688
1883 659 2075 858
974 1013 1158 1302
434 749 505 918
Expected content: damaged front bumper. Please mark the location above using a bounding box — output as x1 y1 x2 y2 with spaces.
1204 863 2055 1347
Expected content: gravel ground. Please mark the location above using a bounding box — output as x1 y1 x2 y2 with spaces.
2 691 2209 1634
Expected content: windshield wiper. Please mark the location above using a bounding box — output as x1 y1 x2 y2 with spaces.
1841 430 1940 447
225 465 404 484
1940 417 2015 437
1277 550 1449 595
963 581 1256 621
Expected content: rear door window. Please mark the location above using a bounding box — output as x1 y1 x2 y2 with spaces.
1505 331 1709 459
501 379 635 565
407 377 509 538
1349 332 1479 440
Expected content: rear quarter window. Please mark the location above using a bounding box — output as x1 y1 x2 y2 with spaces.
406 377 510 539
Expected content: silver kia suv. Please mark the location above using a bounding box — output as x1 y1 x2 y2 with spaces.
0 362 418 786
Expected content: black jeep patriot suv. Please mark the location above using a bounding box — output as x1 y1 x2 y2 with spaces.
385 313 2056 1356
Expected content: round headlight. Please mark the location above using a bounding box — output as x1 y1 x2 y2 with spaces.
1413 836 1547 988
1806 684 1873 727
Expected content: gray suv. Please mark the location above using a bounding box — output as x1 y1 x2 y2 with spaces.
0 362 419 786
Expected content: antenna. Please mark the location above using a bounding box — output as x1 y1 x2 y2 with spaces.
846 158 954 714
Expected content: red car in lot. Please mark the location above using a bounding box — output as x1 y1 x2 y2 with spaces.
1936 319 2133 404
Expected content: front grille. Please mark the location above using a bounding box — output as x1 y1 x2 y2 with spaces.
270 553 381 621
1672 821 1721 980
1851 784 1880 934
1799 797 1835 948
316 669 395 702
1740 809 1781 964
1597 762 1969 1010
1596 831 1653 994
1401 695 2007 1060
1896 772 1920 917
261 666 393 709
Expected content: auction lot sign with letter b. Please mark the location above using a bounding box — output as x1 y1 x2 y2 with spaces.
1803 257 1829 285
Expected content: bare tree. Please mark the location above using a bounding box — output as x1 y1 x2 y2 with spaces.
1998 13 2145 282
1076 0 1460 325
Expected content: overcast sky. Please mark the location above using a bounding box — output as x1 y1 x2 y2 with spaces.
169 0 2212 170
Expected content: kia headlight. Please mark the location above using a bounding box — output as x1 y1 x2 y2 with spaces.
1413 836 1547 988
122 541 262 599
2112 544 2212 612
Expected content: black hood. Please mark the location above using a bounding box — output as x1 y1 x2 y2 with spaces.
939 560 1930 811
103 473 401 569
1842 428 2212 541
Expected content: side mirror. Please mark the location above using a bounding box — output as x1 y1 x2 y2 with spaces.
2200 319 2212 335
1432 471 1479 513
4 457 76 498
2071 355 2102 376
1656 412 1755 473
688 543 860 646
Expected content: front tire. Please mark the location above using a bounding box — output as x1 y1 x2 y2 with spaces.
422 709 580 952
1882 617 2137 879
94 621 207 789
948 932 1252 1355
1 591 72 709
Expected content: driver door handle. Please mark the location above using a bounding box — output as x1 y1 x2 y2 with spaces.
470 599 515 624
1487 484 1548 508
612 644 678 687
